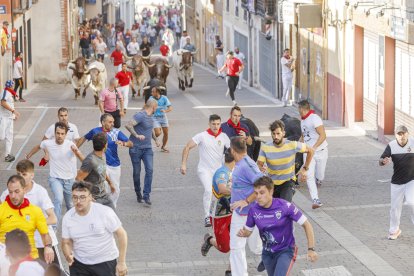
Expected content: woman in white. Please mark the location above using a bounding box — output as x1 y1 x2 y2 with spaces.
127 37 140 56
162 28 175 56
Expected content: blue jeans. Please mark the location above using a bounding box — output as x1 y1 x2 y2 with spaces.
81 48 90 58
48 177 74 222
129 147 153 199
262 246 297 276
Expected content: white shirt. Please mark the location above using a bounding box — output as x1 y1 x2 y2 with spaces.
0 89 14 118
44 122 80 142
15 261 45 276
13 59 23 79
1 182 58 247
127 42 140 55
0 243 9 276
62 203 122 265
192 131 230 172
180 35 190 49
301 113 328 151
281 56 293 76
234 52 245 64
40 139 77 179
95 41 107 55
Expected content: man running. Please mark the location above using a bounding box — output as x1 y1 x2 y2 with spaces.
44 107 80 143
218 51 244 106
201 149 234 276
0 175 54 263
281 48 295 107
125 100 158 206
99 78 125 129
26 122 84 221
76 132 116 210
150 86 172 153
298 100 328 208
77 113 133 208
380 125 414 240
111 45 125 72
181 114 230 227
115 63 133 113
0 80 20 162
238 176 318 275
257 120 315 205
221 106 252 146
62 181 128 276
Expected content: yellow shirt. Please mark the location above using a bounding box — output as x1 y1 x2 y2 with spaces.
0 28 7 49
0 201 49 259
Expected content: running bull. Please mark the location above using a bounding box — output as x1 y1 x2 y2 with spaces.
87 60 107 105
67 57 91 100
172 49 196 91
128 54 150 97
144 55 173 84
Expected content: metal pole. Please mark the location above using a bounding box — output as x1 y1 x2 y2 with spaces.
248 11 253 87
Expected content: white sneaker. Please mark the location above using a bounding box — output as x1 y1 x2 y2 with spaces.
312 198 323 209
238 86 242 90
388 229 402 240
225 89 229 98
232 100 237 106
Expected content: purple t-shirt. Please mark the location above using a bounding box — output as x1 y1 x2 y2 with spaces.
231 155 263 216
246 198 307 253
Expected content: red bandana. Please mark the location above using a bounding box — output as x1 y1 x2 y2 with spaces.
301 110 315 120
3 27 8 35
207 128 222 138
9 256 33 276
5 195 30 216
227 118 248 135
14 57 21 64
5 87 17 97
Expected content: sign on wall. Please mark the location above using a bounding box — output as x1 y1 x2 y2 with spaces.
0 5 6 14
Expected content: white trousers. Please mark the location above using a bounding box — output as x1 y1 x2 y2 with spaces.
118 85 130 109
0 117 13 156
282 74 293 104
197 168 215 218
116 64 122 72
304 148 328 200
237 71 243 89
230 211 262 276
107 165 121 208
389 180 414 233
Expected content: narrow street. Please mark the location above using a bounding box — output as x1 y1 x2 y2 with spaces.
0 57 413 275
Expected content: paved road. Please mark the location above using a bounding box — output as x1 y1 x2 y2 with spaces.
0 56 413 276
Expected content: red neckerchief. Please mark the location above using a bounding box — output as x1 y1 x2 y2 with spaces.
227 118 248 135
207 128 222 138
9 256 33 276
5 195 30 216
14 57 21 64
5 87 18 97
301 110 315 120
3 27 8 35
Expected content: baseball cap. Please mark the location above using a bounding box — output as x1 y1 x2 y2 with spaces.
3 21 8 26
395 125 408 134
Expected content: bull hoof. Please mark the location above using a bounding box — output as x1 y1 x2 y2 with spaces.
189 84 193 88
182 87 185 91
82 92 86 98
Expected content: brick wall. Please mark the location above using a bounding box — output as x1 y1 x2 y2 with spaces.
59 0 69 70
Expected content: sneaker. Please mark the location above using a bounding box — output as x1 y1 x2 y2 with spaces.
19 98 26 102
312 198 323 209
225 270 232 276
225 89 229 98
232 100 237 106
204 217 212 227
257 261 265 272
4 154 15 162
136 194 143 203
144 198 152 206
201 233 212 256
388 229 402 240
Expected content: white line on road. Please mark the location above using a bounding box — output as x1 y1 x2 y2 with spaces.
7 107 49 170
193 104 283 109
294 192 402 276
302 265 352 276
322 203 390 211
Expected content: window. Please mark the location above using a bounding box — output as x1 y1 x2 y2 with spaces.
19 26 23 53
226 0 229 12
27 19 32 66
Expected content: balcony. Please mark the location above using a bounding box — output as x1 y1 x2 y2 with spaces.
256 0 276 18
12 0 36 14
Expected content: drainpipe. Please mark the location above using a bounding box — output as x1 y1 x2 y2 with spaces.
248 11 253 87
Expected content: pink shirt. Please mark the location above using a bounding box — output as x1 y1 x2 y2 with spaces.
99 88 123 112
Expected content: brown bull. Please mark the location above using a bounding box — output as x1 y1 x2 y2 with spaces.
67 57 91 99
128 54 150 97
144 55 173 84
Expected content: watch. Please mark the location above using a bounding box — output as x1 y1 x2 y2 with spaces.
308 247 315 251
303 166 309 171
45 244 53 249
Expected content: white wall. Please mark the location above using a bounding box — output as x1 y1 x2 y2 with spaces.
85 0 102 20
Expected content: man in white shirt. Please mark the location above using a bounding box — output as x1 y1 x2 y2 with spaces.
180 30 190 49
181 114 231 227
26 122 84 222
95 36 107 62
0 242 9 276
44 107 80 142
281 48 295 107
62 181 128 276
298 100 328 209
0 80 20 162
127 37 140 56
234 47 245 90
13 52 25 102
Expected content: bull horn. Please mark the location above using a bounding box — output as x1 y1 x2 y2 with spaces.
85 58 92 62
191 51 197 55
159 86 166 90
142 52 152 60
165 64 173 68
143 86 150 90
68 65 75 70
177 51 182 56
144 62 156 68
85 69 90 74
69 59 76 63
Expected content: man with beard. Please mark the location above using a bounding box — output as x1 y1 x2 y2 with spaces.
257 120 314 203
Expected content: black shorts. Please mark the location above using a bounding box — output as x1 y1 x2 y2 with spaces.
70 258 117 276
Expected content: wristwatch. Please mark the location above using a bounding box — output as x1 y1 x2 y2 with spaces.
308 247 315 251
45 244 53 249
303 166 309 171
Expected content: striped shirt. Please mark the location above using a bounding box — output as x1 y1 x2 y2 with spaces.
258 140 306 185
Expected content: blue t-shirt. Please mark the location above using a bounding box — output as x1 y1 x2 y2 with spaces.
221 121 250 139
246 199 306 253
150 95 171 117
84 127 129 167
130 111 154 149
231 155 263 215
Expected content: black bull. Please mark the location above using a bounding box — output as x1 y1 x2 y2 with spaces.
146 56 172 84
